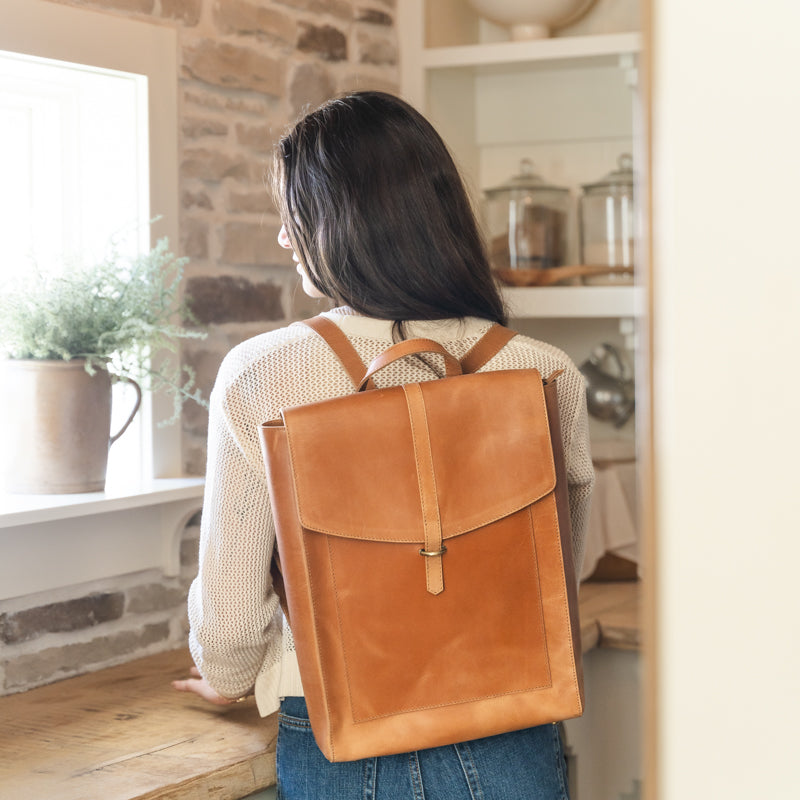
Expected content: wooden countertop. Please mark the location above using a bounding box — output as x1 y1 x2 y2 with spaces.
0 581 639 800
0 649 276 800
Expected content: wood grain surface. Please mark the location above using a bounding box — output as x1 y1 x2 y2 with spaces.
0 649 277 800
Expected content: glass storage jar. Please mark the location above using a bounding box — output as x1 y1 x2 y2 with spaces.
484 159 570 277
579 154 635 285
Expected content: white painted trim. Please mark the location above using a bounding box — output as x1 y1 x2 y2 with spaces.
502 286 642 318
0 478 204 529
0 479 204 600
422 32 641 69
396 0 425 105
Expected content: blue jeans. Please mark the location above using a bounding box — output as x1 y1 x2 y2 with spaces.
276 697 570 800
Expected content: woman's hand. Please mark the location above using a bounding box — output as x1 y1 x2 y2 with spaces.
171 666 240 706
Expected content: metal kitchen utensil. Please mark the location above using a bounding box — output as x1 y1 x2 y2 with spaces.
579 343 635 427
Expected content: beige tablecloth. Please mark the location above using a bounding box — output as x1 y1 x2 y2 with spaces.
581 442 639 581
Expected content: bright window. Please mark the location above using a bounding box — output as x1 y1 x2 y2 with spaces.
0 50 150 486
0 0 181 486
0 50 149 274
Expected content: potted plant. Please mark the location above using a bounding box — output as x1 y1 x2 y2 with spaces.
0 238 207 494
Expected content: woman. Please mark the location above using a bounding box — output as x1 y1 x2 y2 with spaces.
173 91 594 799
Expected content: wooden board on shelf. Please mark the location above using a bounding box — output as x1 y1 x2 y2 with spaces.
494 265 634 287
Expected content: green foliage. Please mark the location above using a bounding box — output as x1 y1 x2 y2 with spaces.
0 237 208 422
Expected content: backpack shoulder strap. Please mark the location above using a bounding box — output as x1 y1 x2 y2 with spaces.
460 324 517 374
303 315 375 390
305 316 516 384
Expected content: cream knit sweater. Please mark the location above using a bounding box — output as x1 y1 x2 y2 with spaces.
188 308 594 718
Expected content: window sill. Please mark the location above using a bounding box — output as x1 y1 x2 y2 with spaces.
0 477 205 528
0 478 205 601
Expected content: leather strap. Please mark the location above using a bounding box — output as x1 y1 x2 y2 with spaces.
460 324 517 374
303 316 374 390
402 383 445 596
358 339 462 392
545 368 565 384
305 316 515 389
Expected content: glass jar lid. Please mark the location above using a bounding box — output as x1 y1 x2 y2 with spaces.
581 154 634 193
485 158 569 196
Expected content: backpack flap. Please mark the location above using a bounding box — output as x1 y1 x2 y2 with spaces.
282 367 555 548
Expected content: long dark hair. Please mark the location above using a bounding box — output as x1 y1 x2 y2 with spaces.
272 91 506 327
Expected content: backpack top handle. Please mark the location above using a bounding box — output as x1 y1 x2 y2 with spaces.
358 339 462 391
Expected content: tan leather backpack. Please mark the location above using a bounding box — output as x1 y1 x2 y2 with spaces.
259 316 583 763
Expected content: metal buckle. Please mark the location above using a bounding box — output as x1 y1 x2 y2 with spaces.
419 545 447 557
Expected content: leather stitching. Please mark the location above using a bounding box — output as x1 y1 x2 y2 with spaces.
402 383 444 595
327 533 360 731
544 492 582 715
527 504 553 688
299 524 336 761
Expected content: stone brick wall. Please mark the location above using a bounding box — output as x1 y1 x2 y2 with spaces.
1 0 398 696
0 514 201 694
169 0 398 470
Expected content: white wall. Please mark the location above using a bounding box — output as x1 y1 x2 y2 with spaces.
650 1 800 797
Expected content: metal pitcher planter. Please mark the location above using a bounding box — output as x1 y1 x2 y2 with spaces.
0 359 141 494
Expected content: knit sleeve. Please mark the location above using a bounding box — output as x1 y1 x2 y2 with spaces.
187 356 282 700
561 369 595 577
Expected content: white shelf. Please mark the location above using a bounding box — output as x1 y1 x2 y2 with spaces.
0 477 206 600
0 476 205 528
400 5 644 323
502 286 643 319
422 32 641 70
